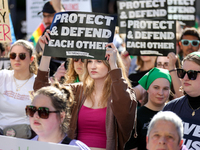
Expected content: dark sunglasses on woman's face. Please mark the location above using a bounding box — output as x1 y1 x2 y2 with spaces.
25 105 60 119
74 58 84 63
181 40 200 47
10 53 26 60
177 68 200 80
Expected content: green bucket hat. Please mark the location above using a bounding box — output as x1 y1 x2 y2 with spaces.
138 67 171 90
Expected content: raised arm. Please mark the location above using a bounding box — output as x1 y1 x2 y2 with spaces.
167 52 184 98
105 43 137 143
34 30 52 91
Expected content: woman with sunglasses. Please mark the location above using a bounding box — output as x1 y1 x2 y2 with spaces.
125 67 171 150
163 52 200 149
0 40 38 138
27 83 89 149
34 30 137 150
51 58 85 84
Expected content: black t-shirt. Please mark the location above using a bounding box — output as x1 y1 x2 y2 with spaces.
125 106 158 150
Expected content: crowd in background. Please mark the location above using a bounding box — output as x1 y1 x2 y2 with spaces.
1 0 200 150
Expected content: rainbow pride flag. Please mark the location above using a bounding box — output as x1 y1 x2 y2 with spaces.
29 23 45 47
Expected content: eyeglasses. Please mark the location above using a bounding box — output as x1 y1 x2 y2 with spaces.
177 68 200 80
156 62 169 69
181 40 200 47
74 58 84 63
25 105 60 119
10 53 26 60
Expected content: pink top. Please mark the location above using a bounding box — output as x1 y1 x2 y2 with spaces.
77 105 107 148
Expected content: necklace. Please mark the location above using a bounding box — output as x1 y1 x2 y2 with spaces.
13 74 31 91
188 101 200 116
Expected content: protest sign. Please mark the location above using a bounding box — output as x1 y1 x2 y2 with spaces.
43 11 117 60
0 0 12 42
62 0 92 12
0 135 80 150
126 19 176 56
117 0 167 33
26 0 46 34
167 0 196 26
26 0 92 35
0 57 10 69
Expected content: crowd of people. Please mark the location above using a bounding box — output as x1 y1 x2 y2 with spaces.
1 0 200 150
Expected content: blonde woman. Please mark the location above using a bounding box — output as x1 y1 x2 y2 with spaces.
34 30 137 150
0 40 38 138
52 58 84 84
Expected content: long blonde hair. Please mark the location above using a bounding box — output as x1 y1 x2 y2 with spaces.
64 58 79 84
82 52 131 107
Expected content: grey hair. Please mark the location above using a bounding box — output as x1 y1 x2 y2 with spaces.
147 111 183 143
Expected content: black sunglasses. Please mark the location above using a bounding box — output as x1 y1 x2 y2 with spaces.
177 69 200 80
25 105 60 119
181 40 200 47
10 53 26 60
74 58 84 63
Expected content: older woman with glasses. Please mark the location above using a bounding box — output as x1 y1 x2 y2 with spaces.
163 51 200 150
0 40 38 138
27 83 89 149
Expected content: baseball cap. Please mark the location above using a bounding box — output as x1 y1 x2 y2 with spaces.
38 1 56 15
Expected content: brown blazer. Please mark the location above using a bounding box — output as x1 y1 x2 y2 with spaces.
34 69 137 150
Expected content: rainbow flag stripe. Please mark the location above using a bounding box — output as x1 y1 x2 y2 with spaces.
29 23 45 47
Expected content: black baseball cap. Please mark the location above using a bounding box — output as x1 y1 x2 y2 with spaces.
38 1 56 15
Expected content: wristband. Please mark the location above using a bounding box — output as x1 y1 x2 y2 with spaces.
169 69 176 73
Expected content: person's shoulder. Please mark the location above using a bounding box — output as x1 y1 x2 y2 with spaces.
163 95 186 110
69 139 90 150
0 69 13 76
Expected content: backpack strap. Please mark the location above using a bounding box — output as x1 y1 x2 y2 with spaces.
61 136 72 144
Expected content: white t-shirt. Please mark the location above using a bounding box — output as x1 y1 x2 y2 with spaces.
0 69 36 129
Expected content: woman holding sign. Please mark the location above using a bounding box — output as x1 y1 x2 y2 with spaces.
34 30 137 150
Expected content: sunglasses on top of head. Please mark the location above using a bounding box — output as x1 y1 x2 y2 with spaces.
73 58 84 63
25 105 60 119
177 68 200 80
181 40 200 47
10 53 26 60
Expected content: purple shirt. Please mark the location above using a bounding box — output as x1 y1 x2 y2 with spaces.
31 135 90 150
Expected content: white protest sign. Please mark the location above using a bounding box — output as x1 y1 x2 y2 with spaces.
0 135 80 150
62 0 92 12
0 0 12 42
26 0 46 34
26 0 92 34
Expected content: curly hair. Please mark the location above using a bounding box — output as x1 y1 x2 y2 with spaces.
33 83 75 133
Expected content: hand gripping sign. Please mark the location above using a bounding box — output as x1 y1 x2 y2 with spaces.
43 11 117 60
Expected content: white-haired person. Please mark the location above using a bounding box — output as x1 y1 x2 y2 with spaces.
146 111 188 150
